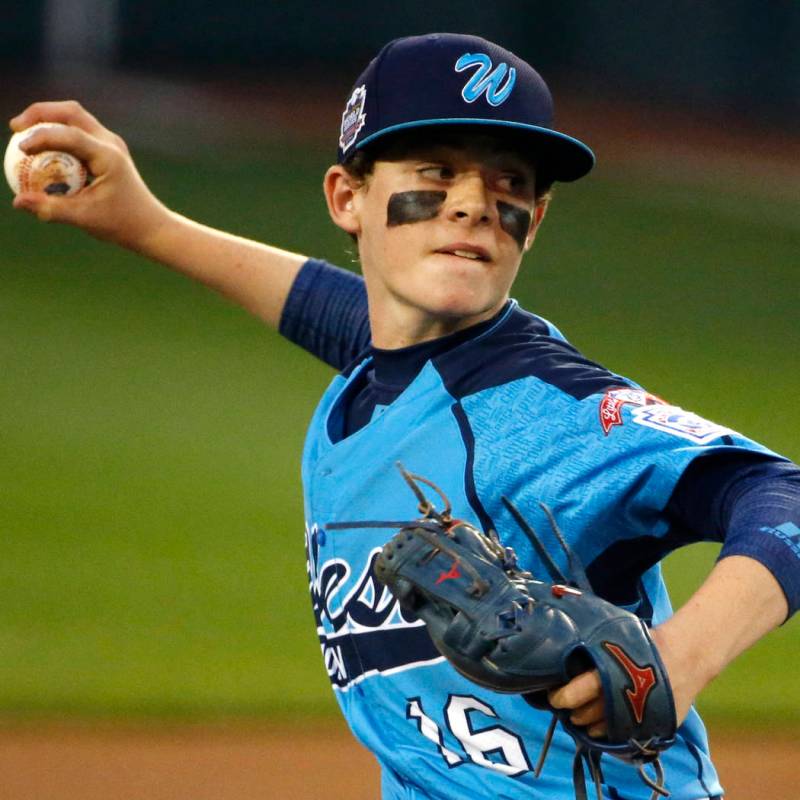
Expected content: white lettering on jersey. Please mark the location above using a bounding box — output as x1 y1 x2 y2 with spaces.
631 405 732 444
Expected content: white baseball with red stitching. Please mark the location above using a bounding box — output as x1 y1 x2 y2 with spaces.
4 122 88 196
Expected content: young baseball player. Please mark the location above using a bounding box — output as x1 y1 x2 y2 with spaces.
11 33 799 800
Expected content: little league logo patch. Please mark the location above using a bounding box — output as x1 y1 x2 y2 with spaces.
631 405 732 444
339 85 367 153
599 388 665 435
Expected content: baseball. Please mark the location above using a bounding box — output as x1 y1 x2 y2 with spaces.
4 122 88 196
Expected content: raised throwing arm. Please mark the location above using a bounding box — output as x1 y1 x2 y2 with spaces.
10 101 306 329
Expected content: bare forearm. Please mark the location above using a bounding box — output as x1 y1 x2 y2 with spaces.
652 554 788 719
10 102 307 331
137 209 306 329
550 555 789 735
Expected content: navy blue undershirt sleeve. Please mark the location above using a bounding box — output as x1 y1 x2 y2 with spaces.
279 258 371 371
668 452 800 618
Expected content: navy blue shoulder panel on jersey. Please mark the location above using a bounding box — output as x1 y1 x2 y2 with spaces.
587 451 800 617
433 302 632 400
279 258 371 372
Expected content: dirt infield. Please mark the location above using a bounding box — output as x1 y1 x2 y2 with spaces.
0 720 795 799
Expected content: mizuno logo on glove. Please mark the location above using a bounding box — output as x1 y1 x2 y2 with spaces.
603 642 657 725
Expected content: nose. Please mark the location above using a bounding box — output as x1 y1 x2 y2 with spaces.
444 172 493 226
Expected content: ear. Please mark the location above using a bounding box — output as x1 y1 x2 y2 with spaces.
323 165 362 236
523 200 549 252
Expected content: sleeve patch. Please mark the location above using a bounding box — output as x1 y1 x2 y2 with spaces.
599 388 665 435
631 405 732 444
760 522 800 559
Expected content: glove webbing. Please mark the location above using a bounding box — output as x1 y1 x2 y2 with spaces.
535 714 669 800
573 746 667 800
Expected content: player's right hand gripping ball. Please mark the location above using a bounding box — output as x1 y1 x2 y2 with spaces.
5 122 89 196
373 466 677 800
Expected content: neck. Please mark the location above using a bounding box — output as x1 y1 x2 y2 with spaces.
367 294 509 350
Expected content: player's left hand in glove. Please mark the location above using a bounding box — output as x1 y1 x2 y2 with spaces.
331 464 677 800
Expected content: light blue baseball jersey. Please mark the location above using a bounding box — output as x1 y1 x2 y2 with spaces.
298 291 783 800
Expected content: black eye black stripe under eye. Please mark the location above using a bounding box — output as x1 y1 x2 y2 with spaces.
386 191 531 250
497 201 531 250
387 191 447 226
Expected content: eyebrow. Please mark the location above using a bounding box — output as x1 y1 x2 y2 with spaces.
405 151 533 173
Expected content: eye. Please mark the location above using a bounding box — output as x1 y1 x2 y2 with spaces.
417 165 454 181
496 173 529 194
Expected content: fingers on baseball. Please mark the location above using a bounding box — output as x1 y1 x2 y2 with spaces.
17 124 112 178
14 191 83 225
11 100 104 137
9 101 130 155
548 669 603 709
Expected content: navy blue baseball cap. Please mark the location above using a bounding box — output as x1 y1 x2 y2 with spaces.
336 33 595 182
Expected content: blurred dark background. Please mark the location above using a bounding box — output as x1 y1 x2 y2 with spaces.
6 1 800 129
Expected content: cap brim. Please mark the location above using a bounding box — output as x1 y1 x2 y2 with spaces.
354 118 595 182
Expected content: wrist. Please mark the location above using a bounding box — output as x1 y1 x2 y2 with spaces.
128 204 183 259
652 620 722 688
650 622 718 727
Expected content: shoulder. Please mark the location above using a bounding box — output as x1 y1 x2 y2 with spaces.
434 302 631 401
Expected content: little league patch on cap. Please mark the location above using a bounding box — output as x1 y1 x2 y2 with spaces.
339 86 367 152
336 33 595 182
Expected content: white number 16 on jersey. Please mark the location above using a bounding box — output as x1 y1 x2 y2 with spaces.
407 695 533 776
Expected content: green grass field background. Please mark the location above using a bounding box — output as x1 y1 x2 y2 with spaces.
1 145 798 728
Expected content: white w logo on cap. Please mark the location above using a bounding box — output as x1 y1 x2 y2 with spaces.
455 52 516 107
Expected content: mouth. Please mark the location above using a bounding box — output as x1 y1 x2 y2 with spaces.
434 244 491 262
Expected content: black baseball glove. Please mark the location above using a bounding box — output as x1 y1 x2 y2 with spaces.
331 464 677 800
